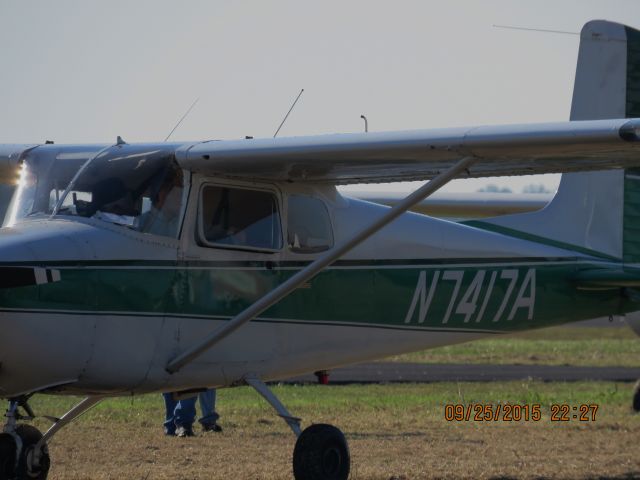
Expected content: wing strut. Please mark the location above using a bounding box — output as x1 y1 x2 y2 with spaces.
165 156 476 374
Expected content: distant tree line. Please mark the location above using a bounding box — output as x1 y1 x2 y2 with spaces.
478 183 552 194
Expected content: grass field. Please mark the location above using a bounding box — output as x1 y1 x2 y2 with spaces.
387 325 640 367
31 381 640 479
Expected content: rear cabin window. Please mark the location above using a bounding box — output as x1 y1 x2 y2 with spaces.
199 185 282 250
287 195 333 253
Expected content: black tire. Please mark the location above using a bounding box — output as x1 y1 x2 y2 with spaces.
293 424 350 480
0 433 16 480
14 425 49 480
633 380 640 412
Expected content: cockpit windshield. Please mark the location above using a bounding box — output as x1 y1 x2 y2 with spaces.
54 144 185 238
4 146 103 227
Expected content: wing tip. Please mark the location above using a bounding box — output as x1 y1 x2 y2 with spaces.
619 120 640 142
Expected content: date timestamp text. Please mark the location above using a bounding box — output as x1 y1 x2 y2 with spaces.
443 403 598 422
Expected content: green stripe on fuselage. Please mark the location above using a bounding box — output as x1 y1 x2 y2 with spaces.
461 221 620 261
0 258 629 333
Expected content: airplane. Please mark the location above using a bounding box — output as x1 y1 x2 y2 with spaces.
1 18 640 480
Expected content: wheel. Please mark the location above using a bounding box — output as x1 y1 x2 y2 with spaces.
15 425 50 480
293 424 350 480
0 433 16 480
633 380 640 412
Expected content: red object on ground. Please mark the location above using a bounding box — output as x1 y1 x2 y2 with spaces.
314 370 330 385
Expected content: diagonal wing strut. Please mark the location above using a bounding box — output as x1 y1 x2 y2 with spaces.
165 156 476 374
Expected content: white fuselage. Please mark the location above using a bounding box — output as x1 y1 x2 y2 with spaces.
0 179 620 398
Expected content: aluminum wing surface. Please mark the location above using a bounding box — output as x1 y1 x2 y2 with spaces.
176 119 640 184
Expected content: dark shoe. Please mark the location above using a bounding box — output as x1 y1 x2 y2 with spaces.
201 423 223 433
164 427 176 436
175 425 195 437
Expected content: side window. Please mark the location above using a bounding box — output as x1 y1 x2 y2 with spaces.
287 195 333 253
199 185 282 250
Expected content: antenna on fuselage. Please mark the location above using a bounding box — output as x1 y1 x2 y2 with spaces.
274 88 304 138
164 98 200 142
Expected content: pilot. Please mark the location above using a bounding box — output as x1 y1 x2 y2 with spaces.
162 388 222 437
139 166 184 237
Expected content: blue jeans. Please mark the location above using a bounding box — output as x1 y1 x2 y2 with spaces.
198 389 220 427
163 389 219 434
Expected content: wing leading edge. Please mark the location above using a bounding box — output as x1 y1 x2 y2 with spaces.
176 119 640 184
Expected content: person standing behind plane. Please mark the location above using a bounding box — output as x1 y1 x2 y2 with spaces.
163 389 222 437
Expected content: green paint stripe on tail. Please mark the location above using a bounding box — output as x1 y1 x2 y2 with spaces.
623 26 640 263
625 26 640 118
461 220 619 261
624 170 640 263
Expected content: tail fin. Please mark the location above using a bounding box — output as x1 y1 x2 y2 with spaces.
472 20 640 263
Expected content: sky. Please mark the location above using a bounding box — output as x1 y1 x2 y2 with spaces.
0 0 638 193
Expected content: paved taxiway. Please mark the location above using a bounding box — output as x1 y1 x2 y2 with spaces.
286 362 640 384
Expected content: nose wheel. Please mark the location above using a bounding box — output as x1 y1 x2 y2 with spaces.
1 395 102 480
0 425 49 480
0 433 16 479
13 425 49 480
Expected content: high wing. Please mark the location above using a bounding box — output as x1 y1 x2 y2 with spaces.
176 119 640 184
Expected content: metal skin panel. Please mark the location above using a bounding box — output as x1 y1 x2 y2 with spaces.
0 310 95 397
478 20 630 261
50 320 491 395
0 218 182 396
571 21 627 121
0 312 167 397
177 119 640 184
330 196 590 262
0 257 630 396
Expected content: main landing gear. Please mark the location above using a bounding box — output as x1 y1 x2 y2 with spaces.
0 396 103 480
245 375 350 480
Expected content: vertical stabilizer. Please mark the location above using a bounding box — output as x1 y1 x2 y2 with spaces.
473 20 640 262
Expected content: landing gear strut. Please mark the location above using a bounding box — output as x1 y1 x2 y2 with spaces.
0 396 103 480
244 375 350 480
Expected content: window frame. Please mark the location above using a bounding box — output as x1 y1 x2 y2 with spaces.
286 193 335 254
196 182 284 253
